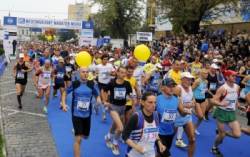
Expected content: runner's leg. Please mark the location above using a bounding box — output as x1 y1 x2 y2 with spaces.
184 122 196 157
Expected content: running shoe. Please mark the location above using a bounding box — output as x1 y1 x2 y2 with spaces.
175 139 187 148
195 129 200 135
43 106 48 114
211 147 223 157
111 144 120 155
18 105 22 110
104 135 112 148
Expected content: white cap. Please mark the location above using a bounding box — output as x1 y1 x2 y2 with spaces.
19 53 24 58
156 63 163 69
109 58 115 62
181 72 194 79
210 63 220 69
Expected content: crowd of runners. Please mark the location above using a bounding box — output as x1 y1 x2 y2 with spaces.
11 31 250 157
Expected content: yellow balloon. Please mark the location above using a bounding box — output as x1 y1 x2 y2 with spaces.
134 44 151 62
75 51 92 67
47 35 52 41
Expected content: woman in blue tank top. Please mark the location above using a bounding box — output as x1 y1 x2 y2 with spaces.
192 69 208 134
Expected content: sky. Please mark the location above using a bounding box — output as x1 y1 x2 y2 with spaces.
0 0 99 24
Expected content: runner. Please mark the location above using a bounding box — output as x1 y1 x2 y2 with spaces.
61 67 101 157
53 57 66 108
192 69 208 135
205 63 220 120
64 56 75 88
95 54 115 121
35 59 53 113
211 70 241 156
125 65 141 124
156 78 185 157
190 55 202 79
104 66 132 155
13 53 32 109
144 63 163 95
122 92 166 157
174 72 196 157
241 74 250 135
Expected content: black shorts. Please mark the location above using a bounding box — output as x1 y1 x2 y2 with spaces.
72 116 91 137
15 79 27 85
98 82 108 92
205 91 215 99
54 82 65 90
64 75 72 81
195 99 206 104
156 134 175 157
125 105 132 112
247 112 250 126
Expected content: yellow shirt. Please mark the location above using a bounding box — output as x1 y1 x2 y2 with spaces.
94 58 102 65
168 69 181 84
125 77 137 106
191 62 202 79
143 63 155 74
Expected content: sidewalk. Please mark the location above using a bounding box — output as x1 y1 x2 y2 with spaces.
0 62 58 157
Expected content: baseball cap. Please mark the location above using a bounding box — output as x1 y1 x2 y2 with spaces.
210 63 220 69
109 58 115 62
224 70 237 77
58 57 64 63
19 53 24 58
162 78 176 87
181 72 194 79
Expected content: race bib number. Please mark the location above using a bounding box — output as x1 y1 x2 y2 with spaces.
114 88 126 100
57 72 64 79
17 71 24 79
65 66 72 72
227 99 236 109
43 72 51 79
77 98 90 111
162 110 177 122
209 83 217 90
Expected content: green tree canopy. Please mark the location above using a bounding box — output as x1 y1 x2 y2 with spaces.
159 0 239 34
93 0 143 39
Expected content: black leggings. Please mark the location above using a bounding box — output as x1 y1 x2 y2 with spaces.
156 134 175 157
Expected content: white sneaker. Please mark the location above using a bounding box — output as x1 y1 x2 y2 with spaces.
43 106 48 114
176 139 187 148
104 135 112 148
195 129 200 135
111 144 120 155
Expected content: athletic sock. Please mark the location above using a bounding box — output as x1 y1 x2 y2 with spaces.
17 95 22 106
177 127 184 140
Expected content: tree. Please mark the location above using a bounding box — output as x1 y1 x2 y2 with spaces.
93 0 143 39
58 30 77 42
159 0 239 34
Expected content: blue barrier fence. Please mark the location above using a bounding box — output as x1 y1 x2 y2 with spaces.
0 55 6 77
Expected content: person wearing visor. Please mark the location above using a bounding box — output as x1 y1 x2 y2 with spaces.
174 72 196 157
156 78 185 157
211 70 241 156
13 53 32 109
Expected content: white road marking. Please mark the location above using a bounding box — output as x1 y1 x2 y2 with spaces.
0 80 14 85
2 108 46 118
0 90 36 97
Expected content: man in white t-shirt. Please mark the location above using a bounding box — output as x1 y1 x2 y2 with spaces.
95 54 115 121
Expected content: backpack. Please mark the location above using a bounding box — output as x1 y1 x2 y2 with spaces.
71 80 95 117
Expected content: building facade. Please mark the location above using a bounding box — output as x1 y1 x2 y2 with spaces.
68 2 91 21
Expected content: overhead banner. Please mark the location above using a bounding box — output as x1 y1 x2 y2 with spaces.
155 15 173 31
3 16 83 30
136 32 152 41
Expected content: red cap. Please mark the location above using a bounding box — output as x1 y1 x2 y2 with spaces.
224 70 237 77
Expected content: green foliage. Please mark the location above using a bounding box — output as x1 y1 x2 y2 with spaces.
58 30 77 42
159 0 239 34
93 0 143 39
37 34 47 42
0 48 4 56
